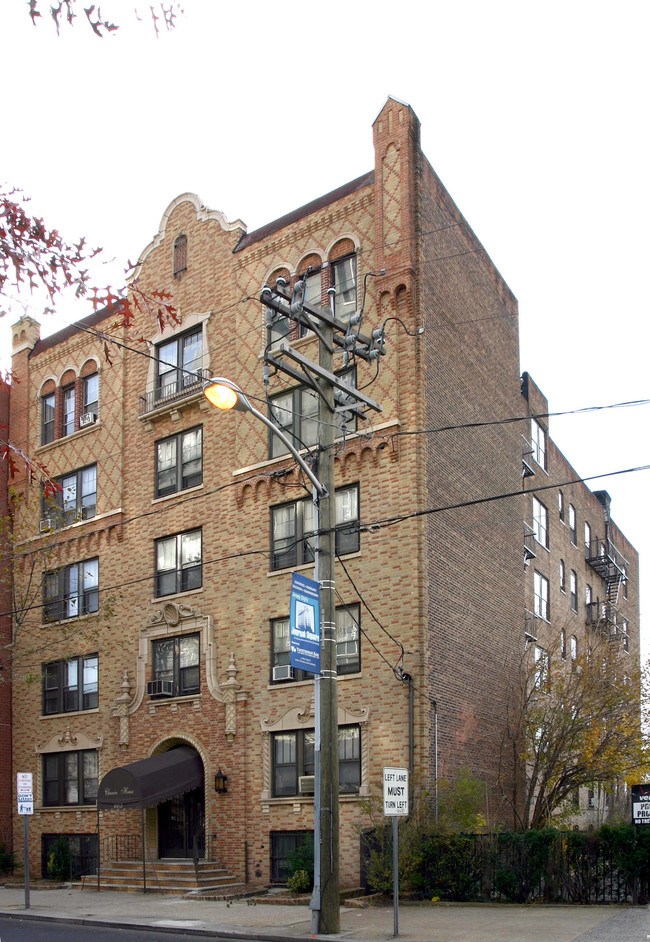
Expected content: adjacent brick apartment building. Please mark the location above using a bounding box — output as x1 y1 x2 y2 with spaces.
7 98 640 885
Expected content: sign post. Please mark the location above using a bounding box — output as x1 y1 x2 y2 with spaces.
17 773 33 910
631 784 649 904
383 767 409 937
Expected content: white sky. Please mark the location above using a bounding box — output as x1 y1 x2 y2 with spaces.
1 0 648 656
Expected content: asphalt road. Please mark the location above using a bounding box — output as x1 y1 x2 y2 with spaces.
0 916 222 942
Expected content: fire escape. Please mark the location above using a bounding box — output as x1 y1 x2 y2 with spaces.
585 534 628 642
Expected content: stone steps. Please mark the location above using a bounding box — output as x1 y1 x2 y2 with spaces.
81 858 240 895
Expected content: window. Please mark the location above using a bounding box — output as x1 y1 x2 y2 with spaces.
560 629 566 660
622 567 628 599
331 254 357 321
173 234 187 276
42 392 55 445
533 571 549 621
270 831 312 884
83 373 98 419
43 559 99 622
559 559 566 592
570 570 578 611
534 645 549 690
43 465 97 528
43 750 97 806
271 603 360 682
155 427 202 498
585 583 592 607
62 384 75 437
532 497 549 548
568 504 576 544
271 726 360 796
570 635 578 664
531 418 547 470
155 327 203 403
558 490 565 522
41 834 98 880
270 485 359 571
621 619 629 652
584 521 591 555
151 632 200 697
155 529 202 597
268 369 357 459
43 655 98 715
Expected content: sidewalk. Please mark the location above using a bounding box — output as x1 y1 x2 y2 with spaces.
0 886 649 941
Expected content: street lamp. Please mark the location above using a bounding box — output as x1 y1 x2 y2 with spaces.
203 373 339 934
203 377 327 496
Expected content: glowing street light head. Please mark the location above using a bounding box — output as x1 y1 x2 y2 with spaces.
203 382 239 411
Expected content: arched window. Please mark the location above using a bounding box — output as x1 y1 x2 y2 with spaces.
173 235 187 276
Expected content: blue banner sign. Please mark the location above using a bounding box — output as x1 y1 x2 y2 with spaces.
290 572 321 674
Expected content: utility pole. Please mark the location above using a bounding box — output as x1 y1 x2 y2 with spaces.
261 276 385 934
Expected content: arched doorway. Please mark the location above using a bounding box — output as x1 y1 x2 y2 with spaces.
155 743 205 859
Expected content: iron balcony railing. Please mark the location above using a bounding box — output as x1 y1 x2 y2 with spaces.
139 369 206 416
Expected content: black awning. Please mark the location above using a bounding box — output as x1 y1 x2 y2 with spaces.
96 746 203 810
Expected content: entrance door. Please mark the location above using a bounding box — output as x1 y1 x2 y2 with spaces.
158 786 205 858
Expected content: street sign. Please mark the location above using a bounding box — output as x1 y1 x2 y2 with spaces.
17 799 33 816
383 767 409 816
631 784 650 825
289 572 321 674
17 772 32 793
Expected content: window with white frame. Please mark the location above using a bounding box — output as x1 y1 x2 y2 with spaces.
151 632 200 697
570 570 578 611
534 645 549 690
270 485 359 571
585 583 592 607
534 571 550 621
560 629 566 660
268 369 356 459
531 418 547 470
270 603 360 683
42 655 98 715
155 427 202 498
62 384 75 437
558 490 565 523
559 559 566 592
584 521 591 555
82 373 99 420
43 750 98 806
272 726 360 796
570 635 578 664
155 327 203 403
568 504 577 544
41 392 55 445
42 465 97 528
331 254 357 321
532 497 549 548
155 529 202 597
43 559 99 622
621 619 629 652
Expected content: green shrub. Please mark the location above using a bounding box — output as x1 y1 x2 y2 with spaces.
0 841 15 875
285 833 314 890
46 836 72 881
286 869 311 894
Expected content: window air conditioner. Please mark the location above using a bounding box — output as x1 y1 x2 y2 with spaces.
298 775 315 795
80 412 97 427
272 665 294 682
40 517 55 533
146 679 174 697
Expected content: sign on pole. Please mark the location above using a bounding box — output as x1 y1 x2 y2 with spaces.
290 572 321 674
17 773 32 910
632 784 650 825
383 767 409 816
383 768 409 937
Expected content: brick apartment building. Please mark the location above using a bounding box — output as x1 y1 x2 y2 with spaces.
7 97 640 885
0 382 12 849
